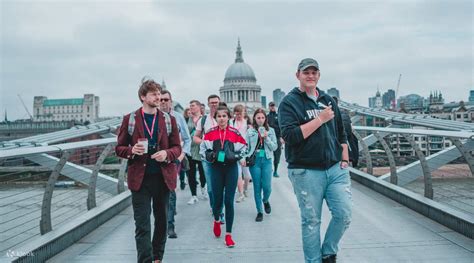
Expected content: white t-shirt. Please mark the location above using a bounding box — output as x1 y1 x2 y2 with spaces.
231 118 248 138
195 114 217 134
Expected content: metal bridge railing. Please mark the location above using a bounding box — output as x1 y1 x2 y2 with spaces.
0 138 127 256
351 126 474 217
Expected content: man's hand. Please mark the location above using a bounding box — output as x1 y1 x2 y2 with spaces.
319 106 334 123
132 143 145 155
151 150 168 162
240 159 247 167
177 152 185 162
280 138 285 145
340 161 349 169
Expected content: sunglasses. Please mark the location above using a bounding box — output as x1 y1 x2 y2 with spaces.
160 98 170 102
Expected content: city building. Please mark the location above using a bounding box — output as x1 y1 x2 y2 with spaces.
389 126 452 156
469 90 474 102
273 89 286 107
261 96 267 109
327 87 340 99
428 90 445 112
219 39 262 112
382 89 396 109
397 94 424 112
33 94 100 123
369 89 383 108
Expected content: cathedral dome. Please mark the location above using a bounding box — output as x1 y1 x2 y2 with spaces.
223 39 256 82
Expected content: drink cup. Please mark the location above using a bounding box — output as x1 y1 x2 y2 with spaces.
138 138 148 154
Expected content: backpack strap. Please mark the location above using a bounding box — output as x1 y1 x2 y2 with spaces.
162 111 172 136
127 111 136 137
129 110 171 137
200 115 207 134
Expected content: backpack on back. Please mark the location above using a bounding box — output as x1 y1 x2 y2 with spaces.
127 110 171 137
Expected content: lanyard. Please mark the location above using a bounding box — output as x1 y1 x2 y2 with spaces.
219 128 227 150
141 108 157 138
257 130 264 147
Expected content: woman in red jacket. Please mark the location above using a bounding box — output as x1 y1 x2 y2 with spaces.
200 105 247 248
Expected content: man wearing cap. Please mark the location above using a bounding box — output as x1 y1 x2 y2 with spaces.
278 58 352 263
267 101 283 177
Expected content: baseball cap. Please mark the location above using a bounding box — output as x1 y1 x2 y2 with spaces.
297 58 319 71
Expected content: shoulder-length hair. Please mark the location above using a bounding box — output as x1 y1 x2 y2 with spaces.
252 108 269 131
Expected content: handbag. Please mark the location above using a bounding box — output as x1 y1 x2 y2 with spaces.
245 150 257 167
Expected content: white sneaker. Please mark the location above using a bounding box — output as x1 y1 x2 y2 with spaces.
187 196 199 205
200 187 208 200
243 190 249 198
236 194 245 203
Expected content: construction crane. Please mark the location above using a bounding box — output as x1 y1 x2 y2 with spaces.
17 94 33 120
392 74 402 110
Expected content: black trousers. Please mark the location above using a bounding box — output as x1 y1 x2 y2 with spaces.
187 159 206 196
211 162 238 233
131 171 170 262
273 138 282 172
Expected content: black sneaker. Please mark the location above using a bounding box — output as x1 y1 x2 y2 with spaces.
168 225 177 239
255 213 263 222
264 202 271 214
180 181 186 190
322 254 337 263
273 172 280 178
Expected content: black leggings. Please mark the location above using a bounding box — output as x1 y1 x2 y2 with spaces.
187 159 206 196
211 162 238 233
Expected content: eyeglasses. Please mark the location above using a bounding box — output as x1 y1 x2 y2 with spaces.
160 98 170 102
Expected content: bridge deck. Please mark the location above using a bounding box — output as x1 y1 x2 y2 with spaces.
48 172 473 263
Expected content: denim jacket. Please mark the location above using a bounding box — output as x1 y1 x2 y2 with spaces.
244 127 278 160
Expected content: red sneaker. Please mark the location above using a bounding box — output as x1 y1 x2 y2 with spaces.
213 221 221 238
225 234 235 248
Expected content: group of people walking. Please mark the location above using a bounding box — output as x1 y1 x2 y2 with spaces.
116 57 354 263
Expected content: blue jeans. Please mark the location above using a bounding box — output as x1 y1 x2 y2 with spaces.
202 161 214 208
167 190 176 226
288 163 352 263
249 156 273 213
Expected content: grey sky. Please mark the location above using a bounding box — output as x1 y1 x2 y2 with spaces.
1 0 472 120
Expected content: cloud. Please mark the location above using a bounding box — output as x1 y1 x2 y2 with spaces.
1 0 472 120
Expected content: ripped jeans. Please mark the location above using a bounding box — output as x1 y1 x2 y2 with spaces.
288 163 352 263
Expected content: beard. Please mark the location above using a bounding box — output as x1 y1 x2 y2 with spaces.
145 101 159 108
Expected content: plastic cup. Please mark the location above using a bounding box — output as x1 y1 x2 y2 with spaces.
138 138 148 154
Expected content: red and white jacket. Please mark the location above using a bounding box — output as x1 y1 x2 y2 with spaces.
199 125 247 164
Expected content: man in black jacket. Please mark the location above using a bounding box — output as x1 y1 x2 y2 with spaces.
332 96 359 168
278 58 352 263
267 101 283 177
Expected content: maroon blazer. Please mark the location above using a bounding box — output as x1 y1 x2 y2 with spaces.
115 107 182 191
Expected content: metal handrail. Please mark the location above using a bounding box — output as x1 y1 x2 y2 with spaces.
0 138 117 159
353 126 474 139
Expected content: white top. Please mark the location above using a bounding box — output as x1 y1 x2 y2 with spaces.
231 119 248 138
195 114 217 134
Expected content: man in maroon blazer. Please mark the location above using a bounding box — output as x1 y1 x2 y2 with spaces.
116 78 181 263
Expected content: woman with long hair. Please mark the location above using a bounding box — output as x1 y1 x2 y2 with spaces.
200 105 247 247
242 108 278 222
231 104 252 203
